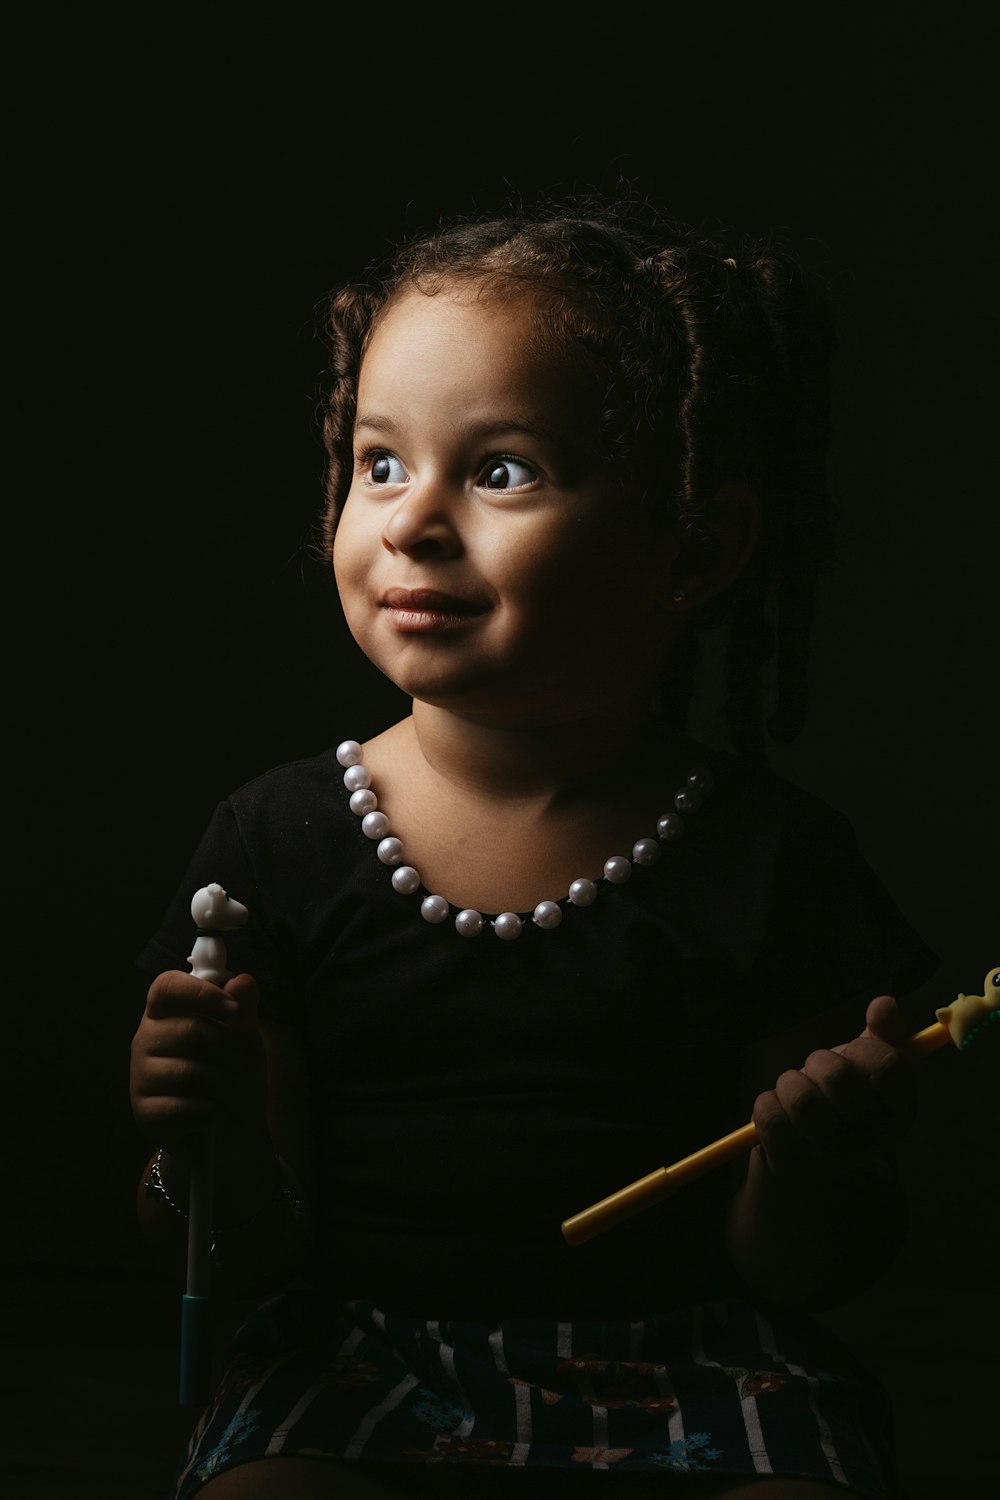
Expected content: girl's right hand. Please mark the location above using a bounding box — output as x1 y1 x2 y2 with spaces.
129 970 268 1151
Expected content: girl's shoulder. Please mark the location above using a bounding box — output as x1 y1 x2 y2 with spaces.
695 747 939 1015
685 741 856 849
137 742 369 991
222 744 350 819
195 743 367 889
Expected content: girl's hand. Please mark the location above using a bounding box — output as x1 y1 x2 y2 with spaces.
751 994 917 1180
130 970 268 1151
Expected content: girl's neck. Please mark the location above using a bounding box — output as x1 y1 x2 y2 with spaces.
360 701 701 916
400 699 683 808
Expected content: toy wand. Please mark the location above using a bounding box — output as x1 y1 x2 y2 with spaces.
561 966 999 1247
181 882 249 1406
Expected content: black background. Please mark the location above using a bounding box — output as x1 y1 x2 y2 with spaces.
6 7 998 1497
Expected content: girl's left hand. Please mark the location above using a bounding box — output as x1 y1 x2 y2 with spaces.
751 994 918 1180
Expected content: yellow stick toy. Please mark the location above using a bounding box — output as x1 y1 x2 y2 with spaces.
561 966 999 1247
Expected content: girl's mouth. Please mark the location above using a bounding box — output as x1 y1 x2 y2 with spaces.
380 588 490 632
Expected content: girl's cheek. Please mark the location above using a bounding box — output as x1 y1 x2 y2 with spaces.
331 517 363 589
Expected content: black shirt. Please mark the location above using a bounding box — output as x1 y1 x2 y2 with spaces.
137 742 937 1320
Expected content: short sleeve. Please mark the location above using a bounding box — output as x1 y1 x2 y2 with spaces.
750 800 939 1036
135 799 301 1022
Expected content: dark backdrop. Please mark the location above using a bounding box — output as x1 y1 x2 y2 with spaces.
7 8 997 1497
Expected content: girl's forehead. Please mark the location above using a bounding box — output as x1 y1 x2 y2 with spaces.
359 285 594 416
367 283 541 351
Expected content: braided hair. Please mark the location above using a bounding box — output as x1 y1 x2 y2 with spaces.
317 195 835 758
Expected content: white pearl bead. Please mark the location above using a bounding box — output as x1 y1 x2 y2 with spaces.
336 740 363 767
349 739 712 937
493 911 524 940
633 837 661 865
532 900 562 929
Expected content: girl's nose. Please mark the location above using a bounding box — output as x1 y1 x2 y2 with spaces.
380 480 462 559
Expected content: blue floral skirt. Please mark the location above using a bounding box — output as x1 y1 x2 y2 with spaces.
172 1282 898 1497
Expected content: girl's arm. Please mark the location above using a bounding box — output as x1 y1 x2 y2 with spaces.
725 993 916 1311
131 972 317 1298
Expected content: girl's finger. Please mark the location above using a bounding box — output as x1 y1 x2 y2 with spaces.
774 1066 865 1154
143 1015 232 1062
801 1047 884 1125
831 995 907 1053
145 970 230 1021
798 1037 916 1153
136 1093 217 1138
834 1035 911 1096
223 973 260 1018
134 1055 224 1101
752 1077 837 1176
862 993 908 1045
145 970 258 1031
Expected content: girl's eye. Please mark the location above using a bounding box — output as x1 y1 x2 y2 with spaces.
481 457 536 490
368 452 407 484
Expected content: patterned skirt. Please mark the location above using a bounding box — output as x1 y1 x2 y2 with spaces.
172 1281 898 1497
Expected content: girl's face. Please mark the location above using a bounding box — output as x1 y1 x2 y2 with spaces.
333 285 681 725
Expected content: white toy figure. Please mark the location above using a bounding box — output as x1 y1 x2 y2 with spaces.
187 883 249 985
179 881 250 1407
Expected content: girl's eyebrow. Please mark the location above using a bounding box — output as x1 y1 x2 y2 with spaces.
472 418 569 446
354 412 401 436
354 412 574 448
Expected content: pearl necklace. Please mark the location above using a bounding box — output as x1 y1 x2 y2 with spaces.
336 739 712 941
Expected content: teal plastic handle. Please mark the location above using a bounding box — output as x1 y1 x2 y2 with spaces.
180 1293 211 1407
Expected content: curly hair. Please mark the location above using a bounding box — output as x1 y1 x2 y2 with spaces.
316 194 836 757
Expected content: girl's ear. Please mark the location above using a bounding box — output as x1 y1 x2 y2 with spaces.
661 480 761 610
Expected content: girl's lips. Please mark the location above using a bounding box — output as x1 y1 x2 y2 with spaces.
380 587 490 631
382 588 487 613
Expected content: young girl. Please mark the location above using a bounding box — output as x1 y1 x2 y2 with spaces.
131 198 938 1499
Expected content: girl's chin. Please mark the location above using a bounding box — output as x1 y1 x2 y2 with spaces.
362 653 512 714
376 668 602 726
354 645 473 703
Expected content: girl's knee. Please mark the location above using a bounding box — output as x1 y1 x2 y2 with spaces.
196 1465 867 1498
195 1455 409 1497
704 1481 865 1499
